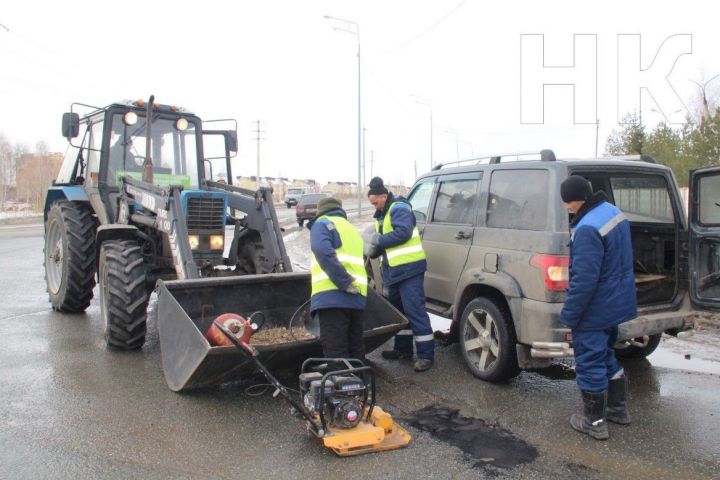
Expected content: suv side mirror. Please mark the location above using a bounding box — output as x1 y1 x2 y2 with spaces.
227 131 238 153
62 113 80 139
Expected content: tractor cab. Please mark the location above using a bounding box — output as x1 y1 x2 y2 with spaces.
58 100 236 225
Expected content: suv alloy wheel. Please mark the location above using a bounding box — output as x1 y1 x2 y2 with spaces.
459 297 520 382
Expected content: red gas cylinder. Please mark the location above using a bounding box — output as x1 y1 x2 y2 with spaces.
205 313 257 347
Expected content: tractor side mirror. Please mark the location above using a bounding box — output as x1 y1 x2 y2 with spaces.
62 113 80 139
227 131 238 153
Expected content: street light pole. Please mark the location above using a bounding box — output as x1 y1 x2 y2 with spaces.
362 127 367 191
411 94 433 170
324 15 362 216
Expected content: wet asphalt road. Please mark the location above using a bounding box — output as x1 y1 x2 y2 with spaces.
1 224 719 480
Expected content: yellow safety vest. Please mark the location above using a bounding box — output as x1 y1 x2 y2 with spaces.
374 201 426 267
311 215 368 297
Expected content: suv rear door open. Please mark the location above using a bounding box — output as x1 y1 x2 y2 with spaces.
688 166 720 311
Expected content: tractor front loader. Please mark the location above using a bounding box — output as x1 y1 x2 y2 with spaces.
44 96 407 391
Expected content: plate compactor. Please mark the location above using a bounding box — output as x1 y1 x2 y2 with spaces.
214 318 411 456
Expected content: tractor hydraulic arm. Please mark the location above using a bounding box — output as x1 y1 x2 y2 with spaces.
207 180 292 273
119 176 200 280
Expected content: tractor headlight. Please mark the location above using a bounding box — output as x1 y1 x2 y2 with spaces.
123 111 138 126
188 235 200 250
175 117 189 131
210 234 224 250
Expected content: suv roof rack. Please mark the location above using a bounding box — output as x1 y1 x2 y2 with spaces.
609 154 657 164
432 149 556 170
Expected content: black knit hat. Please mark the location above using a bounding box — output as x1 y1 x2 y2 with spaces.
367 176 388 196
561 175 593 203
316 196 343 216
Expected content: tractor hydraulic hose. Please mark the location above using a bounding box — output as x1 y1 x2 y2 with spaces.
288 298 312 341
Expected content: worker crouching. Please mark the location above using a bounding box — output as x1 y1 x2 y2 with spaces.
308 197 367 362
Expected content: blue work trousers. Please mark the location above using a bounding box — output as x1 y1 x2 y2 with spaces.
385 273 434 360
572 326 622 392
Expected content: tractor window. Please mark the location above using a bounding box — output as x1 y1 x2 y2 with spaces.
108 114 199 188
202 134 230 183
85 118 104 186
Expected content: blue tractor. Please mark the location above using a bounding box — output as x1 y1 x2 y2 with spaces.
44 96 291 350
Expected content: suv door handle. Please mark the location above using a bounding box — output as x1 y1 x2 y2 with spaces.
455 231 471 240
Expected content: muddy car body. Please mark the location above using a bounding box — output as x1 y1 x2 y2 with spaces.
372 151 720 381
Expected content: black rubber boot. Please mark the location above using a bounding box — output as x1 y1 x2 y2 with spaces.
570 390 609 440
606 375 631 425
381 350 412 360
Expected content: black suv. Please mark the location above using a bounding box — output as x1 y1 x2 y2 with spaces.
395 150 720 381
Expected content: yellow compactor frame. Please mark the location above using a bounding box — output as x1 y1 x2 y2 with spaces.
321 406 412 456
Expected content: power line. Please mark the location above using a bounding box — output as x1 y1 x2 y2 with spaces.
379 0 468 55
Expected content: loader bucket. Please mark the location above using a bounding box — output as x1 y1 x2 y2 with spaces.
156 273 408 391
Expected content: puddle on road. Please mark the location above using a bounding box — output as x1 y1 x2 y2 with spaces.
648 346 720 375
403 405 538 469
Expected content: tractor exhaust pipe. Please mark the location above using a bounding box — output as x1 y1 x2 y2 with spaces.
142 95 155 184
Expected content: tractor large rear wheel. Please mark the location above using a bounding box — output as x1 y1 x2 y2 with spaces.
44 201 97 312
99 240 148 350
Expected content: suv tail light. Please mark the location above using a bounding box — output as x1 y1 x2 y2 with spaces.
531 254 569 291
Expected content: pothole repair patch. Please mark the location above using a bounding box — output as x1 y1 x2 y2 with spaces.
403 405 538 469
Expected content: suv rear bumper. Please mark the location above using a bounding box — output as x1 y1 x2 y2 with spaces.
519 295 694 359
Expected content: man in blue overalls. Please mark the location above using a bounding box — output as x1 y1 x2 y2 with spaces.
366 177 434 372
560 175 636 440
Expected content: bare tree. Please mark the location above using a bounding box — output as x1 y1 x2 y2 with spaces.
35 140 49 156
690 73 720 123
0 133 13 210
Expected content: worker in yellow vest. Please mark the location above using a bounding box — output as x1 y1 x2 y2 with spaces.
366 177 434 372
308 197 367 360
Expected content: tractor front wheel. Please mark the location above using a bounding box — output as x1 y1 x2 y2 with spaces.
44 201 97 312
99 240 148 350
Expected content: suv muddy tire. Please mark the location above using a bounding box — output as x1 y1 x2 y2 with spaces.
44 201 97 313
459 297 520 382
99 240 148 350
614 333 662 359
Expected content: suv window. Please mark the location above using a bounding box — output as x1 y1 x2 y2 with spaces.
487 170 548 231
407 179 435 224
432 178 479 224
697 174 720 225
610 176 675 223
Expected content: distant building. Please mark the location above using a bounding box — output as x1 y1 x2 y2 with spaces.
235 176 315 202
16 152 63 210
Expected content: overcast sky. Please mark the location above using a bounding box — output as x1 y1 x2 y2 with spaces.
1 0 718 186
